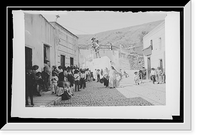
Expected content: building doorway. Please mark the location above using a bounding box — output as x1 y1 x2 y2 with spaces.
44 44 50 63
70 57 74 66
160 59 163 71
60 55 65 68
147 56 151 79
25 47 32 70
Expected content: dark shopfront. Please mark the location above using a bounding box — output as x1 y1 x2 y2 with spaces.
143 45 152 79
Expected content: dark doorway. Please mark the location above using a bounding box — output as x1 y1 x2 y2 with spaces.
160 59 163 71
44 44 50 63
25 47 32 70
147 57 151 79
70 57 74 66
60 55 65 68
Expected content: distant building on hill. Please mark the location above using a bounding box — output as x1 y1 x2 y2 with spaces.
79 45 131 70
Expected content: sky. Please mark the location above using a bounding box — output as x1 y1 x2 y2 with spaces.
41 11 167 35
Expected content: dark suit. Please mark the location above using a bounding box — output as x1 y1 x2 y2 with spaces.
26 72 34 106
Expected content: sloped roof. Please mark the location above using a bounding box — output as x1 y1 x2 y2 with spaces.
50 21 78 39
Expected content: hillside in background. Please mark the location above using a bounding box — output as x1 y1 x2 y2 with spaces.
77 20 164 70
77 20 164 52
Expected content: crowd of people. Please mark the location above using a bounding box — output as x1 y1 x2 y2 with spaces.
25 61 93 106
132 67 165 85
25 60 165 106
94 66 129 89
150 67 166 84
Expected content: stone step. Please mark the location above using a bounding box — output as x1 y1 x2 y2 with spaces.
33 91 62 107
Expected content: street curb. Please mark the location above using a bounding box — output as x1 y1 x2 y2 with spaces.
45 96 62 106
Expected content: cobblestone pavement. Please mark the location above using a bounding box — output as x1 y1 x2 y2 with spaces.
52 81 153 107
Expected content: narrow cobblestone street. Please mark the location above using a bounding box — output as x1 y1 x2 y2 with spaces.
52 81 154 107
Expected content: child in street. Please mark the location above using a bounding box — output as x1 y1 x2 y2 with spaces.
157 67 163 84
61 81 73 100
51 72 58 94
124 71 129 78
150 68 157 84
80 70 86 89
35 72 44 94
26 68 34 106
74 69 80 92
134 71 140 85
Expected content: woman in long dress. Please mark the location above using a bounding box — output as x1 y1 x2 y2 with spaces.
109 66 117 88
115 70 123 88
103 68 109 87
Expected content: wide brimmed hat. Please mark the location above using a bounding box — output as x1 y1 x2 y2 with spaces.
32 65 39 70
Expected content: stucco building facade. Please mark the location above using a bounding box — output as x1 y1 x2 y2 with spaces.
25 13 79 72
143 21 165 79
25 13 56 71
50 22 79 68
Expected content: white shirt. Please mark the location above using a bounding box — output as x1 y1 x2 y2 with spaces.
151 70 156 76
51 76 58 83
80 73 86 79
74 73 80 81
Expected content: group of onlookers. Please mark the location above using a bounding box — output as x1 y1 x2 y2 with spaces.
26 62 166 106
133 67 146 85
150 67 166 84
133 67 165 85
95 66 129 89
25 62 93 106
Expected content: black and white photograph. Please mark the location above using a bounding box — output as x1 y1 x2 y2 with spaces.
24 11 167 107
4 3 192 131
12 9 180 118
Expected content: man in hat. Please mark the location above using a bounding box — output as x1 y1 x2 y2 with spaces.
32 65 41 96
91 38 100 58
44 60 51 91
26 68 34 106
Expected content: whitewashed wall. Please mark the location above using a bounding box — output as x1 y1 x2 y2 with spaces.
50 22 79 67
25 13 55 71
143 21 165 70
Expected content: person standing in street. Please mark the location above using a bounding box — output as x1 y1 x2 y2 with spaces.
91 38 101 58
26 68 34 106
58 67 64 85
42 67 49 91
109 66 117 88
51 72 58 94
157 67 163 84
74 69 80 92
44 60 51 91
52 66 59 77
35 72 44 94
150 68 157 84
97 69 100 82
80 69 86 89
134 71 140 85
116 69 123 87
67 69 74 88
103 67 109 87
162 69 166 83
57 66 63 74
32 65 41 96
139 70 144 84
